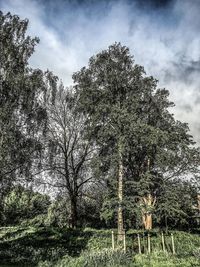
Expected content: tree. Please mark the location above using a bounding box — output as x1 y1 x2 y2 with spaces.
0 12 57 201
155 180 198 230
73 43 150 236
124 87 200 230
73 43 200 233
38 85 95 228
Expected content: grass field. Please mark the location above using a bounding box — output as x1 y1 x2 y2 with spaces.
0 227 199 266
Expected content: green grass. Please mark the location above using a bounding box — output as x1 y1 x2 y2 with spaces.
0 226 199 266
38 249 200 267
0 226 93 265
134 251 200 267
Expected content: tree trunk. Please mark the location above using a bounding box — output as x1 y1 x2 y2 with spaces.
197 194 200 212
165 213 168 233
118 140 124 241
141 194 156 230
142 213 152 230
146 213 152 230
70 197 78 229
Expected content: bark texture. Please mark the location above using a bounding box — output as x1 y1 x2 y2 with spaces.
118 141 124 241
70 197 78 229
141 194 156 230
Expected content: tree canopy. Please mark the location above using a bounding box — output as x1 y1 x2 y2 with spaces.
0 12 199 231
0 12 56 192
73 43 200 231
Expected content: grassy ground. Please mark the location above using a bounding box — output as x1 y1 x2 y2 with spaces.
0 227 199 266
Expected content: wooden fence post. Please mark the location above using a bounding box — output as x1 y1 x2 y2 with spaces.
161 232 165 253
112 231 115 250
148 233 151 254
143 233 145 254
137 234 141 254
171 233 175 254
123 231 126 253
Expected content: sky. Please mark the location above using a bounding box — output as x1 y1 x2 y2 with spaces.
1 0 200 143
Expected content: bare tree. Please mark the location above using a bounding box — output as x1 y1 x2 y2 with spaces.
39 85 95 228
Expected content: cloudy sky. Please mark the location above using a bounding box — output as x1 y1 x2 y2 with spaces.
1 0 200 143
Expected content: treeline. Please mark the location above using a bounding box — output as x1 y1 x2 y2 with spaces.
0 12 200 232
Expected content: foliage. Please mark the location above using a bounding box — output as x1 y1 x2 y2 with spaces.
1 11 200 267
0 226 93 265
2 185 50 225
38 249 132 267
133 251 200 267
0 226 199 266
37 229 200 267
73 42 200 230
38 85 96 228
0 11 57 219
45 197 70 228
155 181 198 229
78 184 106 228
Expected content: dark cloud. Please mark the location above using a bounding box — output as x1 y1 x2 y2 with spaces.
135 0 174 10
37 0 174 8
1 0 200 143
163 58 200 85
179 104 193 113
194 95 200 105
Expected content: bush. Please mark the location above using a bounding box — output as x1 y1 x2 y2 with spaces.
2 185 50 225
21 214 46 227
38 249 132 267
45 198 70 227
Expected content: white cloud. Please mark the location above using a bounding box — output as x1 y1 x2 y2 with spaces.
1 0 200 143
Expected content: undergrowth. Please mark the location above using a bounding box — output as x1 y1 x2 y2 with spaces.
0 227 199 266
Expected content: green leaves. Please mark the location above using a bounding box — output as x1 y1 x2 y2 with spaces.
2 185 50 225
0 12 57 192
73 42 200 229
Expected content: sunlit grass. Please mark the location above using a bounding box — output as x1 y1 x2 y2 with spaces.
0 227 199 266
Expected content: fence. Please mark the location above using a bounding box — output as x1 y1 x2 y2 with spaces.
111 231 176 254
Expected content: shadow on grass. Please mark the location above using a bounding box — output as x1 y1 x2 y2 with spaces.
0 227 93 266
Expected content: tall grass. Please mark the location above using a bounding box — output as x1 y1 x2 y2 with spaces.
0 227 199 266
38 249 133 267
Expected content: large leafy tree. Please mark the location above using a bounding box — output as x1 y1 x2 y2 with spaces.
73 43 153 236
0 12 56 198
73 43 200 233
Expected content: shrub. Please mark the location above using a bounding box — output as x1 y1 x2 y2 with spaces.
45 198 70 227
2 185 50 225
